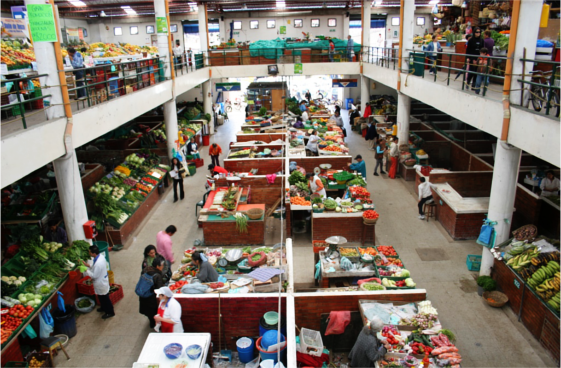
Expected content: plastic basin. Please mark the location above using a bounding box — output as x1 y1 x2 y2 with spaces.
163 343 183 359
263 311 278 325
185 344 202 360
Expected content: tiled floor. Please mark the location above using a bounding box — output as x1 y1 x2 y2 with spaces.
53 107 557 367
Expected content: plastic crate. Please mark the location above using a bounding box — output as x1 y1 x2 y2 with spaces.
300 328 323 357
96 284 124 305
466 254 482 271
76 276 96 295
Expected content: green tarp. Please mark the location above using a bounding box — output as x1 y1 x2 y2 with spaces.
249 38 362 59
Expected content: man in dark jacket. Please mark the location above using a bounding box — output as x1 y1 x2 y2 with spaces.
466 28 484 88
365 120 379 150
349 317 390 367
44 220 68 244
138 256 165 328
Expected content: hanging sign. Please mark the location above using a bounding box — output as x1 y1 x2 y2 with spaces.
332 79 358 87
27 4 57 42
294 63 303 74
156 17 168 34
11 6 27 20
216 82 241 91
1 18 29 39
280 26 286 34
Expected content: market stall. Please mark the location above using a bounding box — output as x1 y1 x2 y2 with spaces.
492 231 560 363
135 333 212 367
237 132 287 143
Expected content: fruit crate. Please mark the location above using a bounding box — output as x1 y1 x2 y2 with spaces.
96 284 124 305
338 247 360 263
375 245 400 258
376 267 407 281
26 352 52 368
76 276 96 295
312 241 329 254
375 256 406 270
466 254 482 271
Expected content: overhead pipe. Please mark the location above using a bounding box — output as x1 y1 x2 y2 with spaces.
49 0 74 159
396 0 405 92
500 0 521 144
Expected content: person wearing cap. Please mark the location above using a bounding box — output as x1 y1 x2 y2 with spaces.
191 251 219 283
306 172 326 198
81 245 115 320
388 137 400 179
305 129 319 156
348 155 367 179
154 286 184 333
348 316 390 367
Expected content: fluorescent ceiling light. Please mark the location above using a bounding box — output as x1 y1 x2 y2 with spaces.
69 1 87 6
242 3 248 10
373 0 382 6
276 0 286 8
121 6 137 15
100 10 107 16
429 0 439 4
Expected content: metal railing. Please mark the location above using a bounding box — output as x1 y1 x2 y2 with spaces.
360 47 400 70
516 59 559 117
1 74 52 129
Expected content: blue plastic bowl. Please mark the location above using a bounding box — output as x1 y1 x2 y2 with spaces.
185 344 202 360
164 343 183 359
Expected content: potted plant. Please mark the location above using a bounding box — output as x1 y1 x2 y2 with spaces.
476 275 497 296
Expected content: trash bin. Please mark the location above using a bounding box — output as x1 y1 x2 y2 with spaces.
345 98 354 110
413 53 426 76
202 135 210 146
94 241 111 270
158 184 164 194
52 305 77 338
188 163 196 176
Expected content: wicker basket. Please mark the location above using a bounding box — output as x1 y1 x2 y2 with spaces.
512 224 538 241
483 291 509 307
363 217 378 225
246 208 264 220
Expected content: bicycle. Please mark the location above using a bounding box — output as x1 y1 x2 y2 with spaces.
525 70 560 117
224 98 245 112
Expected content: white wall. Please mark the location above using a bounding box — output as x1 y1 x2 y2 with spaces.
384 9 434 44
222 15 345 43
177 87 203 103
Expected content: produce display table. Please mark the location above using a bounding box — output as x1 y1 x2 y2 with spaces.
318 250 376 289
312 212 374 243
135 332 211 368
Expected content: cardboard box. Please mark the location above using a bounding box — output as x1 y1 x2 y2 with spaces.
125 86 134 94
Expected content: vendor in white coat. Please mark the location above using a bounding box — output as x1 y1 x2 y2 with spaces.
154 287 184 333
305 129 319 156
81 245 114 319
307 173 327 198
540 170 560 197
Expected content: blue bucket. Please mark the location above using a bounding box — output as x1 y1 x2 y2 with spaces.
256 337 287 364
259 316 287 337
236 337 255 364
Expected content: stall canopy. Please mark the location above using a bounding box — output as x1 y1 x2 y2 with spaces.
249 38 362 59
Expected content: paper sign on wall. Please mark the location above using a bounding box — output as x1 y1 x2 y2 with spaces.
280 26 286 34
294 63 302 74
156 17 168 34
27 4 57 42
1 18 29 39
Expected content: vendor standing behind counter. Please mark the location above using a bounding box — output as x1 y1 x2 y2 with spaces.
192 252 219 283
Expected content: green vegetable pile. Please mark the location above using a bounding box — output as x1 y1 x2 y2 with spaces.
288 170 306 185
362 283 385 291
235 213 248 234
347 176 367 187
491 31 509 52
242 246 252 254
253 247 272 254
77 298 93 309
295 182 310 194
324 199 337 209
251 254 262 262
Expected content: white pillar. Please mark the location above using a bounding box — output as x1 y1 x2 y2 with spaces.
342 14 350 40
198 3 209 64
397 94 411 146
401 0 415 72
154 0 179 158
510 0 543 104
362 0 371 62
480 142 522 275
203 80 214 134
53 151 90 243
24 0 64 120
360 75 370 116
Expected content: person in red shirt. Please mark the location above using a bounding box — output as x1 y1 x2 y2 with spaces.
473 47 489 95
329 40 335 62
209 143 222 167
363 102 372 118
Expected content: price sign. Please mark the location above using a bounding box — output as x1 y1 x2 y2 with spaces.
294 63 302 74
514 279 520 289
27 4 57 42
156 17 168 34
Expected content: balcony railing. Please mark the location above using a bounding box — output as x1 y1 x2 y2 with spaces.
1 74 52 130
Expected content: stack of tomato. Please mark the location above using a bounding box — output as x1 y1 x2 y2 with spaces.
362 210 379 220
410 342 433 355
377 245 398 256
169 280 188 291
9 304 34 319
381 325 401 345
395 280 406 287
2 314 23 331
350 186 371 199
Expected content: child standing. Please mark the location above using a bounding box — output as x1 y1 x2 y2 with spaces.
473 47 489 95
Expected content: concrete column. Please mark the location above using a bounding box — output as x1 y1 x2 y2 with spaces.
397 93 411 146
203 80 214 134
362 0 371 62
198 3 209 64
480 142 522 275
154 0 178 158
360 75 370 116
24 0 64 120
342 14 350 40
53 151 90 244
510 0 542 104
400 0 415 72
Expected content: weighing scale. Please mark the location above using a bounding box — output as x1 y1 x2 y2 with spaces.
324 236 347 258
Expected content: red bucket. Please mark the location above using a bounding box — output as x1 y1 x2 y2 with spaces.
68 271 79 280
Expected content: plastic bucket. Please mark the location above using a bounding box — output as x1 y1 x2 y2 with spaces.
202 135 210 146
188 163 196 176
256 337 286 364
52 305 77 338
263 311 278 326
259 316 286 337
236 337 255 363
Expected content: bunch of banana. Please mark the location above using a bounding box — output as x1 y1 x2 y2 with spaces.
547 292 560 311
506 247 540 270
530 251 561 267
528 261 560 289
535 273 560 298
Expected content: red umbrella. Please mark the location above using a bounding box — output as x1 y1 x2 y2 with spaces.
213 166 228 174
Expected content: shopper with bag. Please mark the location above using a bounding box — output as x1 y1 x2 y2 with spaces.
373 138 386 176
141 245 170 283
169 157 185 203
81 245 114 320
137 255 165 328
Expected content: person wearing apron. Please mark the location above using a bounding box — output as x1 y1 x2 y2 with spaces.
154 287 184 333
307 173 327 198
305 130 319 157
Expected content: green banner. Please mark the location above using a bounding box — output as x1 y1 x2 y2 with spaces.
280 26 286 35
156 17 168 34
294 63 302 74
27 4 57 42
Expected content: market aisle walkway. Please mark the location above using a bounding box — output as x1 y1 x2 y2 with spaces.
54 108 556 368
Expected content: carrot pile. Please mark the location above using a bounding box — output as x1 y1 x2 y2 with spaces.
359 247 378 256
322 145 342 152
290 197 311 206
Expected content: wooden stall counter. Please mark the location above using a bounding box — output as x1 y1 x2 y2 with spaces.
312 212 374 244
199 203 266 246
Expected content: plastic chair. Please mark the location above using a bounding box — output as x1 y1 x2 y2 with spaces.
40 336 70 362
195 191 209 218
